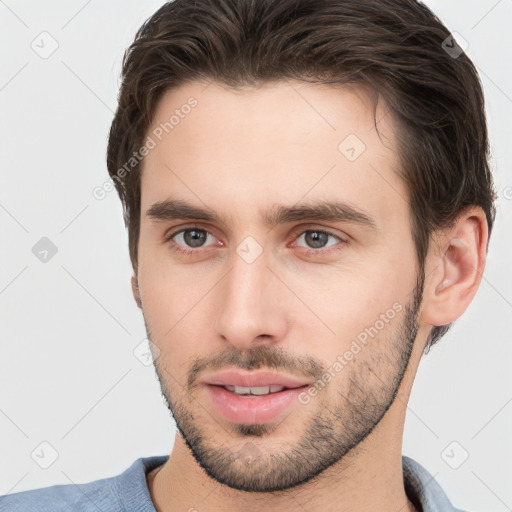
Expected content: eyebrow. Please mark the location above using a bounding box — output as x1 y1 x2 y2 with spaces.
145 198 377 230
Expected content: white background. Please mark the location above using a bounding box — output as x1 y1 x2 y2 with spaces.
0 1 511 510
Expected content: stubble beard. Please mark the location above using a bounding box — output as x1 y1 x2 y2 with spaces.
146 274 423 493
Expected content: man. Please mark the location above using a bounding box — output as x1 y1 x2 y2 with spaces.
1 0 497 510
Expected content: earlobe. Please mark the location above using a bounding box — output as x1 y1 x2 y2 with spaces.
420 209 488 328
131 275 142 309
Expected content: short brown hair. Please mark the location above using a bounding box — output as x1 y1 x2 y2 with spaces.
106 0 497 349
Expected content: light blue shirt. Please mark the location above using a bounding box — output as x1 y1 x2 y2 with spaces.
0 455 468 511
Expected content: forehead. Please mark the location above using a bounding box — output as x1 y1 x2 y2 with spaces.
139 79 408 230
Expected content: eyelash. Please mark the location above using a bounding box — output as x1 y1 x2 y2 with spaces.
164 225 347 257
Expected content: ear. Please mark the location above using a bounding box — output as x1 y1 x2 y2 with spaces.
419 207 489 328
131 274 142 309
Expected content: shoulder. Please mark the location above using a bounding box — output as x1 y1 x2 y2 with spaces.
402 455 471 512
0 455 168 512
0 476 120 512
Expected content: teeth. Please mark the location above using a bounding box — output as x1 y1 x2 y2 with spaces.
224 385 286 395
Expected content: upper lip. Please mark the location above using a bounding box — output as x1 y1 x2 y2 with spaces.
201 370 311 389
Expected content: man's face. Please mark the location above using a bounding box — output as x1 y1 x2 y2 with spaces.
136 80 423 492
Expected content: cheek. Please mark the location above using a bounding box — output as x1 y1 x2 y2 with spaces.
292 253 413 352
138 237 197 314
137 258 186 342
137 258 220 363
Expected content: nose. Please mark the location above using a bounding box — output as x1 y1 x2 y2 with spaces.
214 249 289 350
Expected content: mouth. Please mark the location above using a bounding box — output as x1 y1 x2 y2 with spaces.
201 368 311 390
201 370 312 424
216 383 306 396
204 376 309 425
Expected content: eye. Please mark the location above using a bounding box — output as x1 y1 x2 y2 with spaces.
295 229 342 250
167 227 218 252
164 226 346 257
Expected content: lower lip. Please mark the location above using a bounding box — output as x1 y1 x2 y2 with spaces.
205 385 309 425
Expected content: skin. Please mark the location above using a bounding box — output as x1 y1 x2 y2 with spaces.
131 79 488 512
